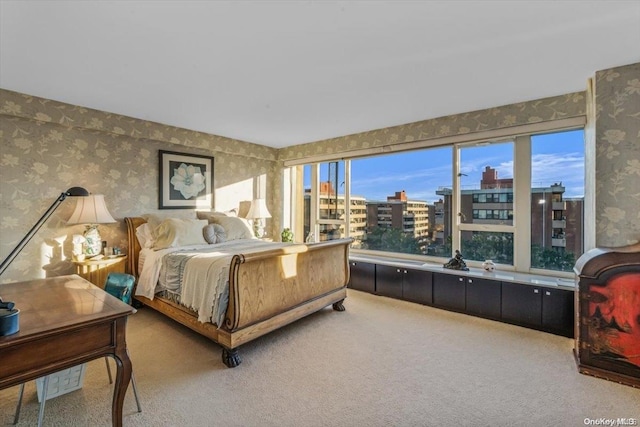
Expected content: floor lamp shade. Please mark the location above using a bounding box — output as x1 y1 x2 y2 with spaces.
67 195 116 256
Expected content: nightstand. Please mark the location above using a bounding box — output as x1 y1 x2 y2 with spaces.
73 256 128 289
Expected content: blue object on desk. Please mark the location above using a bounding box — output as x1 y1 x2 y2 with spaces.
104 272 135 305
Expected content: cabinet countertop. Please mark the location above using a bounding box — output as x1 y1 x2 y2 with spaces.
349 254 576 291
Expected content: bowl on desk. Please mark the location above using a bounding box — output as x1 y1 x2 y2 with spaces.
0 307 20 336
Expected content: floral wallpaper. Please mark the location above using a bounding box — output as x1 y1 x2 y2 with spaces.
1 61 638 283
594 62 640 247
279 92 586 161
0 89 280 283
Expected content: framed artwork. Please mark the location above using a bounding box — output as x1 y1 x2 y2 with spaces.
159 150 214 209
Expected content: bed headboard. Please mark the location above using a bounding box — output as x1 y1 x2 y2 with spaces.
125 217 147 278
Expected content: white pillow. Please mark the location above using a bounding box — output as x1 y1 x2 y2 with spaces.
210 216 255 241
135 223 155 248
143 212 197 240
196 209 238 223
203 223 227 244
152 218 208 249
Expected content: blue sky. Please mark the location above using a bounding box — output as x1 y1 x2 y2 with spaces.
307 129 585 203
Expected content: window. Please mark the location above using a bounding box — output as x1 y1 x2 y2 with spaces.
302 161 347 242
458 141 515 264
350 147 453 256
295 127 585 275
530 129 585 272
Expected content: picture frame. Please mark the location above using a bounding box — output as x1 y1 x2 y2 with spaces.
159 150 214 209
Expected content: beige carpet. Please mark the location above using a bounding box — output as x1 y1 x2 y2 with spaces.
2 289 639 427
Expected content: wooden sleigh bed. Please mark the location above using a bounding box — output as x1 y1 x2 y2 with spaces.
125 217 352 367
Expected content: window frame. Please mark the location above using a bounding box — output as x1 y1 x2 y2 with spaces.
288 118 588 278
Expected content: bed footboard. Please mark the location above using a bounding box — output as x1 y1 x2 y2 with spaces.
222 238 352 348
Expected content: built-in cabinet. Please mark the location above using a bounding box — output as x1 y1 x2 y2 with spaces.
432 273 466 312
402 269 433 305
347 261 376 294
376 265 433 304
375 265 404 299
541 287 574 337
465 277 502 320
348 258 574 338
501 282 574 337
501 282 542 327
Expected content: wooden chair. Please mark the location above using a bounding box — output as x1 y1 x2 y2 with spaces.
13 273 141 426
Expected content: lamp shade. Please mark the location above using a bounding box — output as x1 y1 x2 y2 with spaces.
245 198 271 219
67 195 116 225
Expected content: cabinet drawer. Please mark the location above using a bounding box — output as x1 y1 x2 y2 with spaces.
433 273 466 311
376 265 404 299
403 269 432 305
466 277 501 319
348 261 376 293
502 282 542 327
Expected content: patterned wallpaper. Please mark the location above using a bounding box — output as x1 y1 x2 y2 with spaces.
279 92 586 161
594 62 640 247
1 61 637 282
0 89 280 283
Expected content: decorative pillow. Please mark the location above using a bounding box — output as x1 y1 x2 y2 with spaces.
152 218 208 249
210 216 255 241
143 212 197 240
202 223 227 244
135 223 155 248
196 209 238 223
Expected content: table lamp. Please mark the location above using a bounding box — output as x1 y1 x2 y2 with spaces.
245 198 271 238
67 194 116 256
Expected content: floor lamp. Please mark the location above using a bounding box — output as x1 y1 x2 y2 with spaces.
0 187 89 277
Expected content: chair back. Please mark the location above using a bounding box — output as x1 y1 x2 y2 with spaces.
104 273 136 304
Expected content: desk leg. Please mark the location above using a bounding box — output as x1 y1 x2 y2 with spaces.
111 317 132 427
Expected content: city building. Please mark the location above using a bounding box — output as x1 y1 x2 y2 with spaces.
437 166 584 257
365 191 430 253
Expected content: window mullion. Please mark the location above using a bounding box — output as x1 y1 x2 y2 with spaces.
513 135 532 271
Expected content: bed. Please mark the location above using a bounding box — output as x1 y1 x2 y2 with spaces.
125 215 352 367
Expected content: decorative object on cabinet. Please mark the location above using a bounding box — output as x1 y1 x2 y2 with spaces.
67 194 116 256
482 259 496 272
0 186 89 276
159 150 214 209
574 242 640 388
443 250 469 271
245 198 272 238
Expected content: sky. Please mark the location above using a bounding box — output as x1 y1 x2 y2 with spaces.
307 129 585 204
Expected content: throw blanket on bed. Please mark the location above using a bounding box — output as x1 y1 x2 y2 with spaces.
137 239 286 325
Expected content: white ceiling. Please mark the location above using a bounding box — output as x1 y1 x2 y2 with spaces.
1 1 639 149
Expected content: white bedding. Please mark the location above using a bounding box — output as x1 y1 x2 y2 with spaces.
136 239 286 325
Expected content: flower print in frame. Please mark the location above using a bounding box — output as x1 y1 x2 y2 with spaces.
159 150 214 209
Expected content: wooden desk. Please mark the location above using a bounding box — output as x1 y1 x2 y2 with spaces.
0 275 136 426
